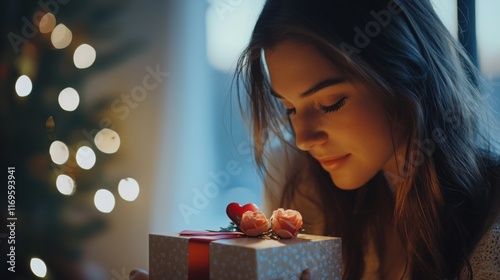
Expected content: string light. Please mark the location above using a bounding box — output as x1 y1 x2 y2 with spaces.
94 128 120 154
76 146 96 170
73 44 96 69
58 87 80 111
15 75 32 97
51 23 72 49
56 174 76 195
94 189 116 213
30 258 47 278
39 13 56 33
49 140 69 165
118 178 140 201
21 7 141 277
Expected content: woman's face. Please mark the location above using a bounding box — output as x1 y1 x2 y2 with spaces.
265 41 406 190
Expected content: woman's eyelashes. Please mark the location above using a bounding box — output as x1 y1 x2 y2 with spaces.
285 97 348 116
319 97 347 113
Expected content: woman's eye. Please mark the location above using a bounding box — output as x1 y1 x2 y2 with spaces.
319 97 347 114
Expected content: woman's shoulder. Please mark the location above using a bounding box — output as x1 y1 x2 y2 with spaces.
460 159 500 279
460 212 500 279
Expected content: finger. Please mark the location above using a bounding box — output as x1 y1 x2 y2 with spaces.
300 268 314 280
129 269 149 280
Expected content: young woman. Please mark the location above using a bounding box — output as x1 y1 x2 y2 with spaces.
234 0 500 279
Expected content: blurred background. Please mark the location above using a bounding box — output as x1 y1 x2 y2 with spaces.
0 0 499 279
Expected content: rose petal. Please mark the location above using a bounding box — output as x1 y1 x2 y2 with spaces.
283 219 299 229
243 222 270 236
275 229 294 239
270 209 302 238
239 211 269 236
271 218 282 231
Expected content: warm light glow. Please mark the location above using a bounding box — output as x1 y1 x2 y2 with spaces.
118 178 140 201
51 23 72 49
76 146 96 170
58 87 80 111
49 140 69 165
73 44 96 69
39 13 56 33
94 189 116 213
15 75 33 97
30 258 47 278
94 128 120 154
56 174 76 195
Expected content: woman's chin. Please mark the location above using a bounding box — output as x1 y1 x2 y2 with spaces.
329 173 365 191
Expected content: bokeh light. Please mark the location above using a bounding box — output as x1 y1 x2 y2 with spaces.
94 189 116 213
206 0 265 71
39 13 56 33
49 140 69 165
118 178 140 201
30 258 47 278
51 23 72 49
15 75 33 97
58 87 80 111
94 128 120 154
76 146 96 170
56 174 76 195
73 44 96 69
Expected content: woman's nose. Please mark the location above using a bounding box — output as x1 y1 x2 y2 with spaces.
293 115 327 151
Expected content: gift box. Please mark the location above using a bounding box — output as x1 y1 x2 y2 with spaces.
149 231 342 280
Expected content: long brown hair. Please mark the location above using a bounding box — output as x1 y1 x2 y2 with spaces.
235 0 499 279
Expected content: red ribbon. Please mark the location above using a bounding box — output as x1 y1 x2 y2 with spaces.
179 230 243 280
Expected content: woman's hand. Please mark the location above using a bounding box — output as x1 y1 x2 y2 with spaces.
300 268 314 280
129 268 314 279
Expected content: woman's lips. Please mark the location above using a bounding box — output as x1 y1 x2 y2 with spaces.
318 154 351 171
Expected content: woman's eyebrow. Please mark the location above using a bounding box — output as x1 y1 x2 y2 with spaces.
270 78 346 99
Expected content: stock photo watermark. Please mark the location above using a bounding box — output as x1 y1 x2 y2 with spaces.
178 141 253 224
82 64 169 139
49 63 169 177
110 266 129 280
6 167 17 273
110 64 170 121
382 97 498 186
339 0 406 60
7 0 71 54
383 108 459 185
50 142 86 178
209 0 245 20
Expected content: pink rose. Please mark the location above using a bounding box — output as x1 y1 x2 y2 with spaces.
271 208 303 238
238 210 270 236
